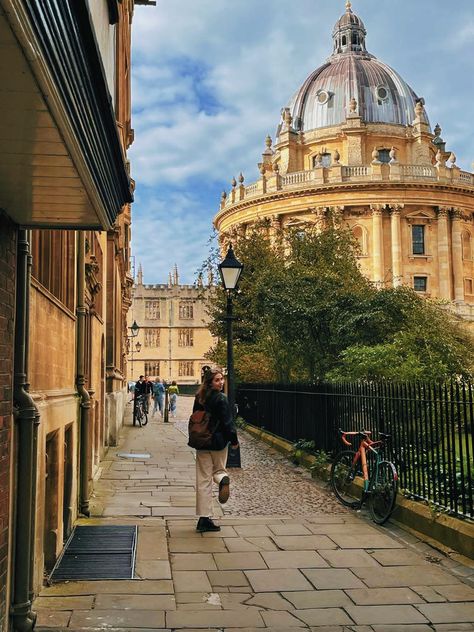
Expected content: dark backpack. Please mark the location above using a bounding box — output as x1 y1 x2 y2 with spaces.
188 409 214 449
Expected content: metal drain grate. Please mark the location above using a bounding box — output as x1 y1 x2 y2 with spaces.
50 525 137 581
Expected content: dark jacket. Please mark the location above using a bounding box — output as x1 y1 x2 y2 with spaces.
134 379 147 396
192 390 238 451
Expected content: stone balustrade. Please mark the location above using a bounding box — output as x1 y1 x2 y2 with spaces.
220 163 474 210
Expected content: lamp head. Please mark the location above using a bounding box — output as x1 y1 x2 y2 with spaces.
130 320 139 336
218 244 244 291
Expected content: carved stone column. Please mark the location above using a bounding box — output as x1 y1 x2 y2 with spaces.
312 206 327 230
370 205 385 287
451 208 464 302
269 214 281 244
436 207 451 300
389 204 403 287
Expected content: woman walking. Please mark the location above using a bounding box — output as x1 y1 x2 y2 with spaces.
168 380 179 418
152 377 165 416
191 369 238 533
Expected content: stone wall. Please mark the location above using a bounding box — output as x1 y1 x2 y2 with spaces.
0 213 16 632
105 387 128 447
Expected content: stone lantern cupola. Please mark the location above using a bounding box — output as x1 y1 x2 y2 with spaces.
332 1 368 56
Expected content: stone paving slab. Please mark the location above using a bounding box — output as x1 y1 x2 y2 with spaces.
208 570 251 588
302 568 367 590
39 579 174 595
244 569 314 592
172 570 212 593
353 565 462 587
432 583 474 601
34 399 474 632
165 609 265 628
281 589 351 609
224 537 279 552
170 553 218 571
345 604 429 625
416 602 474 623
318 549 381 568
94 593 176 610
290 607 354 626
271 535 337 550
214 552 268 570
345 587 425 605
69 608 166 628
261 550 329 569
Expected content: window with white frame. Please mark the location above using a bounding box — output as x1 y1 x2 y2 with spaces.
178 361 194 377
178 328 194 347
144 328 160 347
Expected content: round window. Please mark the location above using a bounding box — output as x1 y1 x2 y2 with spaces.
317 90 329 105
376 86 388 101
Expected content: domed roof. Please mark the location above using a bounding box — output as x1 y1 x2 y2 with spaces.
279 2 429 134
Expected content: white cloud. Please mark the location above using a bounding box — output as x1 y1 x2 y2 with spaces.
129 0 474 284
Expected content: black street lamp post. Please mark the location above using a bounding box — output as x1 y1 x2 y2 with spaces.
218 245 243 468
127 320 141 380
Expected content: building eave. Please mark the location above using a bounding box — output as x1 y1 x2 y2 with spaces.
0 0 132 229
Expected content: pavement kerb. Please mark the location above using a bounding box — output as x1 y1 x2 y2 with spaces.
242 421 474 561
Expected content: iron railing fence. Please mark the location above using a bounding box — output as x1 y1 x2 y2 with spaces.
236 381 474 520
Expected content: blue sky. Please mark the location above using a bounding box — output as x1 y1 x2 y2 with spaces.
129 0 474 285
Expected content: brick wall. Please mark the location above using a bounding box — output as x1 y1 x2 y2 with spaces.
0 213 16 631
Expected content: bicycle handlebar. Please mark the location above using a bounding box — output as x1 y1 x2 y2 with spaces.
338 428 390 447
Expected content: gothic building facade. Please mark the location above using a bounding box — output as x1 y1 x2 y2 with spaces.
128 266 215 387
214 2 474 321
0 2 154 630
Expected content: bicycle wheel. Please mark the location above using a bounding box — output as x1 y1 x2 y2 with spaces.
140 409 148 426
330 450 363 508
369 460 398 524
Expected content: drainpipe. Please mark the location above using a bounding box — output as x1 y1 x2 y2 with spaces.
25 231 41 607
11 229 38 632
77 232 91 516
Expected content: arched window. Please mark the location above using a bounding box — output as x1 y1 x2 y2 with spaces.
353 225 368 255
462 230 472 260
342 35 347 46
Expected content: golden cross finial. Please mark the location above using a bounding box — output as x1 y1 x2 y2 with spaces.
346 0 352 10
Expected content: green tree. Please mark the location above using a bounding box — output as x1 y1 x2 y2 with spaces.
202 223 473 383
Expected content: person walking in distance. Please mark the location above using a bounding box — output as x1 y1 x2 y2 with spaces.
168 380 179 418
192 369 238 533
152 377 165 417
144 375 153 413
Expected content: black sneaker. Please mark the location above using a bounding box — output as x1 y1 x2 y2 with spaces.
218 476 230 504
196 517 221 532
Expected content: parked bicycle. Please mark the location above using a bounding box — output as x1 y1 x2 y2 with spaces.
133 394 148 427
330 429 398 524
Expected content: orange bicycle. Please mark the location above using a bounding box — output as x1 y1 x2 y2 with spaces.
330 429 398 524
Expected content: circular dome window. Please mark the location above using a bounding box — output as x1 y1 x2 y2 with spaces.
317 90 329 105
376 86 389 101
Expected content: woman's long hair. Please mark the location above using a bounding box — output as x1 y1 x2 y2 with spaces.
196 368 223 405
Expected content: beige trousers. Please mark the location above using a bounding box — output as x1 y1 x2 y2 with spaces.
195 446 228 518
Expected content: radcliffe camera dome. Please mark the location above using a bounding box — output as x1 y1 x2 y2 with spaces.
279 1 429 134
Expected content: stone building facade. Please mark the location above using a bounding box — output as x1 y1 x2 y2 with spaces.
128 266 215 386
214 2 474 320
0 1 154 630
